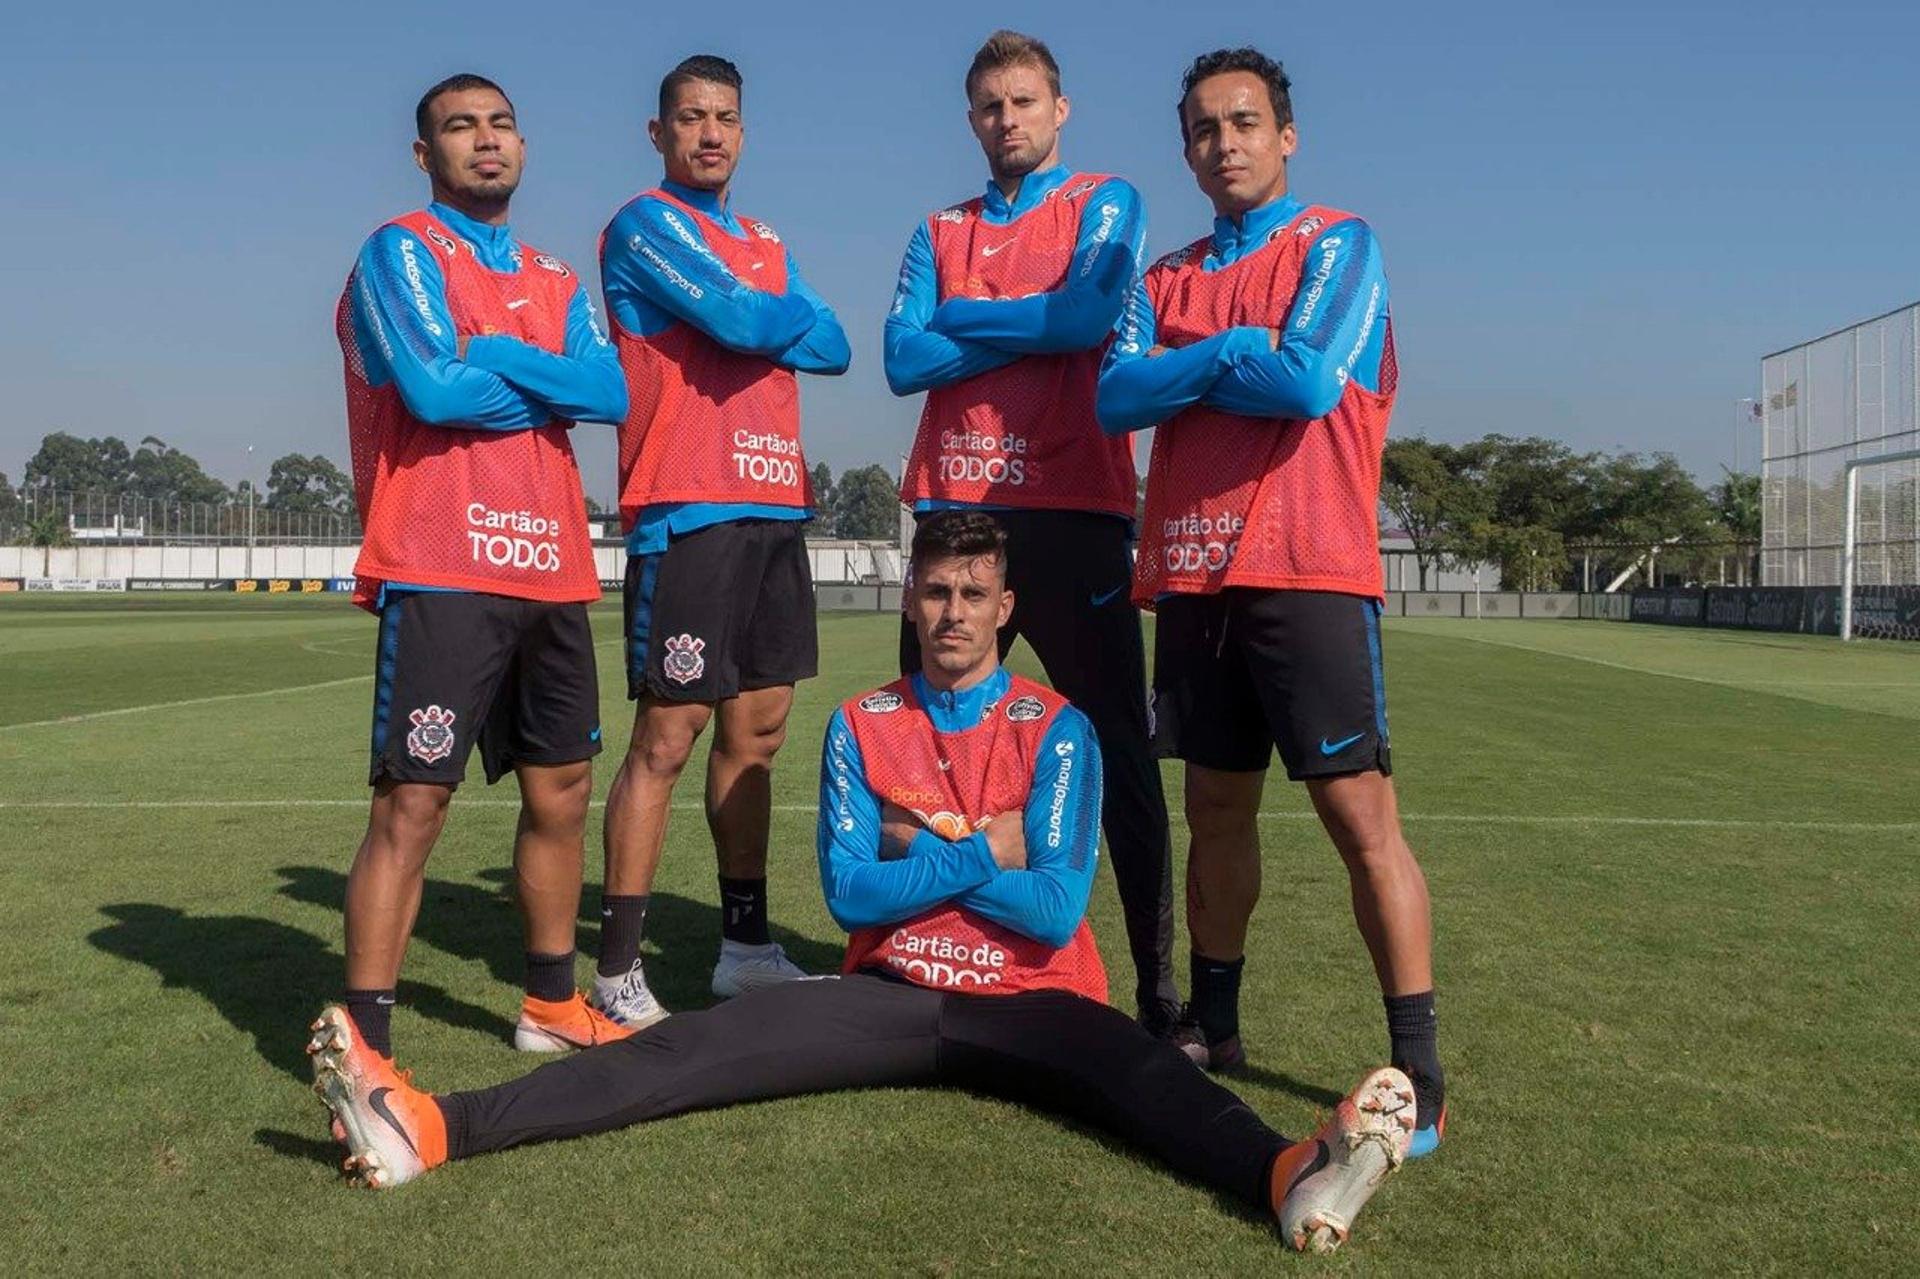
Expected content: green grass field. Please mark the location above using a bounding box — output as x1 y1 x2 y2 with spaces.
2 596 1916 1274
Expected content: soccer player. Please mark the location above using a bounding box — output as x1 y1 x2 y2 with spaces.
336 75 633 1057
308 511 1416 1255
1095 49 1446 1156
884 30 1181 1036
593 56 850 1024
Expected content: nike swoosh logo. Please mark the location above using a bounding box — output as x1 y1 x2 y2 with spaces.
1319 733 1366 756
1091 585 1125 606
506 298 531 310
589 727 601 742
980 240 1014 257
368 1087 420 1157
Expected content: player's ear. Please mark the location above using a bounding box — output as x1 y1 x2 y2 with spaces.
647 118 664 155
1278 121 1298 158
996 586 1015 629
1054 93 1070 130
412 137 431 177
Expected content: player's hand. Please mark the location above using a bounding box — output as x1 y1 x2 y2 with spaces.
879 802 923 861
1268 327 1283 350
1145 344 1167 358
982 811 1027 871
456 335 470 359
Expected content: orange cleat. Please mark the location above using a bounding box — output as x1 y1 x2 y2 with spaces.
512 991 639 1052
1270 1066 1415 1253
306 1005 447 1189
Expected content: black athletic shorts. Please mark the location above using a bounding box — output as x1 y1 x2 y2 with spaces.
369 590 602 787
624 518 818 702
1150 588 1390 780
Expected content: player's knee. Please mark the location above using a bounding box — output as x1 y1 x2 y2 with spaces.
1332 827 1413 879
383 783 451 836
720 718 787 766
525 764 592 825
628 723 700 778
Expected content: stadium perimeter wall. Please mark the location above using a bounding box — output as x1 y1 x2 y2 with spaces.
1619 585 1920 639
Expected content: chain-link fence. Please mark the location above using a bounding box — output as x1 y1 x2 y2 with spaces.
1762 303 1920 586
0 489 361 545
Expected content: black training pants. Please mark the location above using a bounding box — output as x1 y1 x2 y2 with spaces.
438 973 1288 1209
899 509 1178 1022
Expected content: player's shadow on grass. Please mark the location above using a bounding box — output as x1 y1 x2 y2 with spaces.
85 903 500 1082
271 865 844 1020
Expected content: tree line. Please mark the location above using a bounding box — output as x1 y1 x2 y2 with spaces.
1382 435 1760 591
4 430 1763 574
1 433 907 542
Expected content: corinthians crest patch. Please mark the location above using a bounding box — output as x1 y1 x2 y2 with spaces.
406 705 457 763
1004 695 1046 722
662 633 706 686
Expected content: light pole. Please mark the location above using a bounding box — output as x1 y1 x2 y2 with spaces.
245 444 255 579
1731 397 1760 475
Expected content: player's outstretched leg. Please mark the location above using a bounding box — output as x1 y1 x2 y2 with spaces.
307 1005 447 1189
1270 1066 1415 1253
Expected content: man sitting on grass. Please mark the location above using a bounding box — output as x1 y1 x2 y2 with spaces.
307 510 1415 1253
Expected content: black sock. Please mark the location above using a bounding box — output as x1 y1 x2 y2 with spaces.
1190 951 1245 1045
597 893 650 978
343 988 395 1058
719 876 770 946
524 950 576 1003
1385 990 1445 1119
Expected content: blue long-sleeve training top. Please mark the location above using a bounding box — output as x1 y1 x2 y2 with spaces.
816 667 1104 950
347 201 627 431
884 165 1144 517
346 201 626 603
1095 192 1388 435
601 180 849 555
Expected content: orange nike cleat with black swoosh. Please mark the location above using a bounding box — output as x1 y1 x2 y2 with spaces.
306 1005 447 1189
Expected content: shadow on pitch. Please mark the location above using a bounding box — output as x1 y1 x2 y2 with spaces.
253 1127 341 1169
270 865 845 1016
1229 1064 1345 1109
85 903 500 1082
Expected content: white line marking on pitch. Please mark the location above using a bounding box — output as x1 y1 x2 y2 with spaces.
1 798 1912 833
0 676 376 730
0 638 636 732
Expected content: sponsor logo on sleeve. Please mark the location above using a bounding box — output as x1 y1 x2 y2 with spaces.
661 633 707 685
397 238 444 337
858 691 905 714
1004 695 1046 722
406 705 457 763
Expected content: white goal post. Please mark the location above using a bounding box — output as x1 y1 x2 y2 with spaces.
1839 447 1920 640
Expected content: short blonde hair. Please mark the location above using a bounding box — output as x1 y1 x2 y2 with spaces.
965 30 1062 101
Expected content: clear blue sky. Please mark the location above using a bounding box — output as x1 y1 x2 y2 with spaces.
4 0 1917 501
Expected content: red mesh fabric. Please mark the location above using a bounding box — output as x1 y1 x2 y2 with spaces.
338 211 600 611
1133 205 1396 605
900 175 1137 517
838 675 1110 1002
605 190 810 527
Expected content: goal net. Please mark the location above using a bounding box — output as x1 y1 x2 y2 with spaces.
1842 448 1920 640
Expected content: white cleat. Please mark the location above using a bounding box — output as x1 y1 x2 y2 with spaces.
711 940 813 998
590 958 672 1030
1277 1066 1416 1253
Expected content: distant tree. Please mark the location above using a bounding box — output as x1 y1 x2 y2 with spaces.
129 436 230 506
23 432 133 495
810 462 836 522
832 464 900 539
584 493 609 518
1381 438 1489 589
0 472 20 538
1711 470 1761 542
26 512 72 548
263 453 351 515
